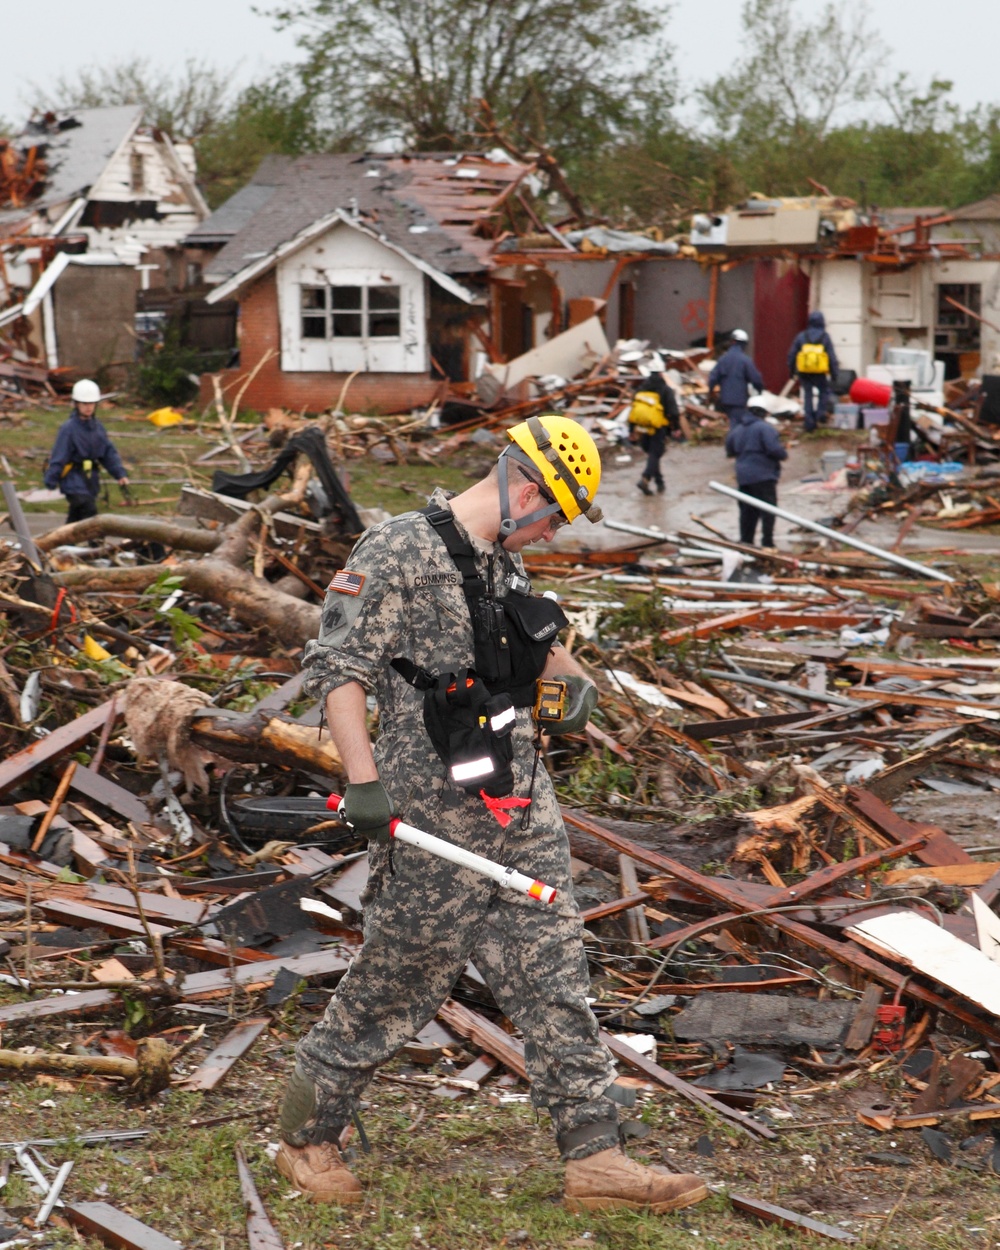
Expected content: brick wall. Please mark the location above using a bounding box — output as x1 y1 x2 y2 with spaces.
198 271 447 415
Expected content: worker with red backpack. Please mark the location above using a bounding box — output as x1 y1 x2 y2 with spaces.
788 311 839 432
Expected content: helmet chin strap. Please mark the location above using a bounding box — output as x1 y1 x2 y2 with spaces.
497 452 562 540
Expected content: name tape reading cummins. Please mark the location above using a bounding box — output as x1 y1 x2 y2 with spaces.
328 569 366 596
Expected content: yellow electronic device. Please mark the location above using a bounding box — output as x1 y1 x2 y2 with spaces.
534 678 567 724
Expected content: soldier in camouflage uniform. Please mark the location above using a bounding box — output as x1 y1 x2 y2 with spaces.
276 416 708 1215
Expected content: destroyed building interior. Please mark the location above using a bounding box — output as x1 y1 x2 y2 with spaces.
6 23 1000 1250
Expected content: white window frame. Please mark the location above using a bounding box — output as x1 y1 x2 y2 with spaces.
299 283 402 341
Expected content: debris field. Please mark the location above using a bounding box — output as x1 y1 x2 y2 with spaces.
3 357 1000 1248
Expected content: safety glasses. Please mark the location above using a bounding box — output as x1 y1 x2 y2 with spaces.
538 485 569 529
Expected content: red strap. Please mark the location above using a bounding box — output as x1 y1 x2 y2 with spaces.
480 792 531 829
49 587 77 631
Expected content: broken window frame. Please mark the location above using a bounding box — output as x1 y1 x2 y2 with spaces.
299 283 401 341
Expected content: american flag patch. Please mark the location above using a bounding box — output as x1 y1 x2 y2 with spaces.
328 569 366 596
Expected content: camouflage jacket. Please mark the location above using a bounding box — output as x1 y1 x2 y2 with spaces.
302 490 544 804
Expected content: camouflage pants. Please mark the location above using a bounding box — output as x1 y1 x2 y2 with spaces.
296 720 620 1160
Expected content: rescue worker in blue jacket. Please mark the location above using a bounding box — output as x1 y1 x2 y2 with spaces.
44 379 129 523
708 329 764 428
724 399 788 548
788 311 839 432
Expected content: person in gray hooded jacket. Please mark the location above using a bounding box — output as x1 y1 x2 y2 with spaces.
725 401 788 547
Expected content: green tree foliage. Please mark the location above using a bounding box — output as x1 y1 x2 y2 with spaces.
266 0 672 153
194 78 326 207
699 0 884 144
18 0 1000 228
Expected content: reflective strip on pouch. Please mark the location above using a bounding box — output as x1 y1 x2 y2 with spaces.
451 756 495 782
489 706 517 733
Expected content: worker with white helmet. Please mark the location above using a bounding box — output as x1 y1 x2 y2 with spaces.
44 379 129 523
708 329 764 429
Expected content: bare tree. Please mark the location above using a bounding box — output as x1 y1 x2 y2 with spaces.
27 57 237 141
698 0 885 143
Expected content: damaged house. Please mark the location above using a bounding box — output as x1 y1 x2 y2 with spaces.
689 193 1000 402
194 152 535 414
0 106 209 377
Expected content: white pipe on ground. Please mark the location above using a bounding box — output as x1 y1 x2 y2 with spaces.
708 481 954 584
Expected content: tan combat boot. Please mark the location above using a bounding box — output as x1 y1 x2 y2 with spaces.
564 1146 708 1214
275 1140 363 1205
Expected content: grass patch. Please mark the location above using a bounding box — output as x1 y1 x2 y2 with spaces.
2 404 496 519
0 1004 998 1248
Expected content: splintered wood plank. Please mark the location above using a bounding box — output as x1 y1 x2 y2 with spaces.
600 1031 776 1141
179 1018 269 1091
0 989 115 1025
179 948 350 1000
432 1054 500 1100
579 893 649 923
848 789 973 866
35 897 172 938
85 883 212 926
730 1194 857 1243
883 862 1000 887
683 709 817 740
64 1201 183 1250
436 998 527 1080
659 609 765 645
70 765 150 826
844 983 883 1051
0 702 116 798
235 1144 286 1250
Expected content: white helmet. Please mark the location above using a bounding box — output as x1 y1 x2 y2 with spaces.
730 329 749 343
71 379 104 403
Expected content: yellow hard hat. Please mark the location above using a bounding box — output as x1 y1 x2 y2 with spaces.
505 414 602 523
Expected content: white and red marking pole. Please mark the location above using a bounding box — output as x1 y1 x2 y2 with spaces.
326 793 557 904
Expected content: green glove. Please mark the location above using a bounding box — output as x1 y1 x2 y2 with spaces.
551 675 598 735
342 780 395 844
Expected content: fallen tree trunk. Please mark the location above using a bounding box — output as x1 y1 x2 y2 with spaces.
0 1036 173 1097
36 514 222 554
189 707 341 773
45 496 325 648
562 808 742 877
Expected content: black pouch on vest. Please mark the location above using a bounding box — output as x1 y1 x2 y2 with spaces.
491 591 569 704
392 661 516 797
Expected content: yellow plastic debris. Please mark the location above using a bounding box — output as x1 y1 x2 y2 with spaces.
82 634 112 662
147 407 186 427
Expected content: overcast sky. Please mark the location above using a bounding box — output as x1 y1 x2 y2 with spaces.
2 0 998 127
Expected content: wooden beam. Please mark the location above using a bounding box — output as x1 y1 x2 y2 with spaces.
235 1144 286 1250
561 809 1000 1042
730 1194 857 1243
0 701 116 798
847 787 973 866
659 609 765 645
580 893 649 924
64 1202 183 1250
178 1018 269 1091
